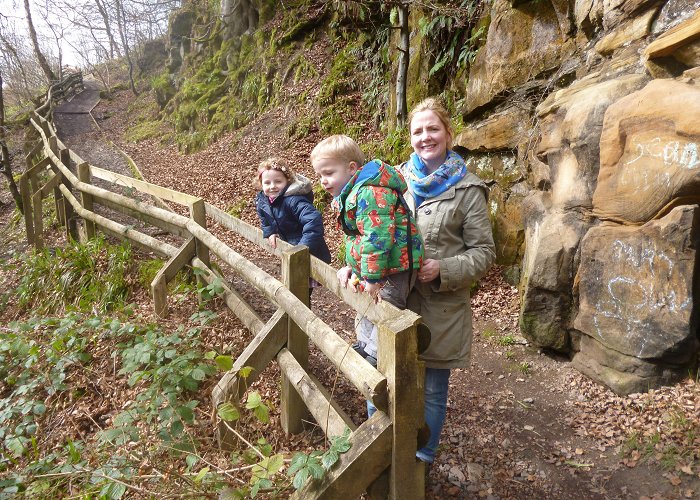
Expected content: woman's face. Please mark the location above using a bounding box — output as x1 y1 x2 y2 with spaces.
410 110 450 170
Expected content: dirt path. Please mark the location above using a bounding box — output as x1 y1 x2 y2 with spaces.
54 78 131 175
42 85 700 499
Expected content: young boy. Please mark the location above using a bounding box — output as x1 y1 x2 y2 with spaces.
311 135 423 369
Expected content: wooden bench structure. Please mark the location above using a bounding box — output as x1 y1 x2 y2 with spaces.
21 73 427 499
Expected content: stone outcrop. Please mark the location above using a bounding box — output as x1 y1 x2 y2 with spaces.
536 73 649 211
453 0 700 393
592 78 700 224
167 7 195 72
519 192 592 351
462 0 575 117
572 206 699 393
645 8 700 76
571 333 688 395
455 105 530 151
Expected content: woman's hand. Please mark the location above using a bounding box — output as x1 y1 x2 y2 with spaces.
268 234 278 249
364 281 383 303
418 258 440 283
337 266 352 288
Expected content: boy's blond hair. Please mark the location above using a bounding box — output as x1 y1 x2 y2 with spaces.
255 157 295 189
310 135 365 166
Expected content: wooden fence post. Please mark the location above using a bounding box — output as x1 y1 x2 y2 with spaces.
58 146 79 241
48 136 66 227
189 199 210 293
32 189 44 250
19 173 34 245
280 245 311 434
77 162 95 241
377 315 425 500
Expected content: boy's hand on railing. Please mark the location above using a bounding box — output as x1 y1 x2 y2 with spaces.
364 281 383 303
337 266 352 288
268 234 278 249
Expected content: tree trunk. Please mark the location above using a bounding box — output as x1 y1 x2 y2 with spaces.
95 0 121 59
395 2 409 128
0 72 24 213
114 0 138 95
221 0 259 41
24 0 57 83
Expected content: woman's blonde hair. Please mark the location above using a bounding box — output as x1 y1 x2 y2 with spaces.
408 97 454 150
256 157 295 189
310 135 365 166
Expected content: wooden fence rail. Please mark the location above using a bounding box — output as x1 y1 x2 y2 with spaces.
21 72 426 499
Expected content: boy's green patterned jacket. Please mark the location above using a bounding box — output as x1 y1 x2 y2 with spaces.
335 160 424 282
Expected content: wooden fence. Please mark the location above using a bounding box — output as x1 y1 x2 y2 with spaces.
21 73 427 499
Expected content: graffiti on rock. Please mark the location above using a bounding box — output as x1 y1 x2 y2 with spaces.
619 138 700 192
592 239 691 358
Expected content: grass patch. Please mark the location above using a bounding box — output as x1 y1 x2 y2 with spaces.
124 119 165 143
497 334 516 347
481 323 498 340
11 235 133 315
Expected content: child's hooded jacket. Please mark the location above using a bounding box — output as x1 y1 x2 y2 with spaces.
255 174 331 262
335 160 423 281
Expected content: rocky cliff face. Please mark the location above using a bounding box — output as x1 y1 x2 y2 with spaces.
453 0 700 394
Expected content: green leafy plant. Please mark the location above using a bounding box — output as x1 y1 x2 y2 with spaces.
0 314 98 461
497 334 516 347
417 1 485 80
12 235 132 314
197 275 225 301
111 312 217 444
287 429 351 490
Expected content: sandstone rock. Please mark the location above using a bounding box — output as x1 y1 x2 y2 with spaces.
595 8 657 55
571 331 689 395
456 105 531 151
489 182 527 265
574 206 699 363
462 0 574 116
652 0 700 35
674 39 700 67
574 0 604 37
602 0 662 31
536 73 648 210
519 202 592 351
592 78 700 223
466 152 525 265
469 153 521 187
645 8 700 59
528 151 551 191
645 8 700 76
137 40 168 74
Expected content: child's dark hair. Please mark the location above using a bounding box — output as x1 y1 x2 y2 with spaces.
256 157 295 189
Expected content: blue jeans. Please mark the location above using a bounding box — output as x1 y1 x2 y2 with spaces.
416 368 451 463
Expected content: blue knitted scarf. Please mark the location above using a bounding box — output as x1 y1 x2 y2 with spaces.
406 150 467 207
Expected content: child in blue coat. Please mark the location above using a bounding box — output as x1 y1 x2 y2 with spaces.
255 158 332 274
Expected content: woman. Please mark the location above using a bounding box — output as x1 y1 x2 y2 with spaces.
399 97 496 467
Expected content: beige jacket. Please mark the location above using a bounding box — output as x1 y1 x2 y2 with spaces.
402 170 496 369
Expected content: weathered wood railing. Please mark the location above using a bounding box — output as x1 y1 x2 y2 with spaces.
21 73 426 499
